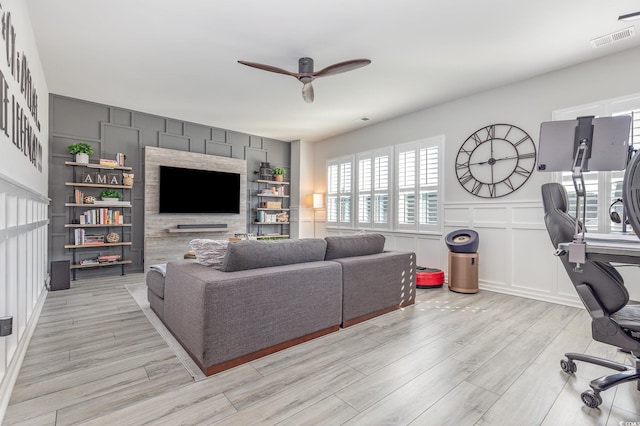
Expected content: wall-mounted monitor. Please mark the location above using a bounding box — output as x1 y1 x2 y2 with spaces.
537 115 631 172
159 165 241 214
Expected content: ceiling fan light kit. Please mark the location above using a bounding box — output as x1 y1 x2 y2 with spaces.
238 56 371 103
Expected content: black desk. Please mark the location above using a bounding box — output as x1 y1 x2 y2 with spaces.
559 233 640 265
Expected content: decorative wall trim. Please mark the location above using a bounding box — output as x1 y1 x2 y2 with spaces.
326 198 583 307
0 287 46 423
0 172 49 424
49 94 291 276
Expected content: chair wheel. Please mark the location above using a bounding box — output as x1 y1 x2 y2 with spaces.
581 390 602 408
560 359 577 374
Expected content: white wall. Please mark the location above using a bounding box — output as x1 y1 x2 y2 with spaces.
0 0 49 423
311 46 640 306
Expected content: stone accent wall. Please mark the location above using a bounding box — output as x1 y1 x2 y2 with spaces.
144 146 246 267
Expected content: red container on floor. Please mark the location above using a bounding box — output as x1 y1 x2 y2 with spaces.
416 268 444 288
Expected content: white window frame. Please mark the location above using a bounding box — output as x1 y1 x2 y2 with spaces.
395 135 444 233
327 135 444 234
554 92 640 233
356 147 392 230
326 155 354 228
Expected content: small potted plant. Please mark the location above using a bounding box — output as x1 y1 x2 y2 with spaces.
99 189 122 202
67 142 94 164
272 167 286 182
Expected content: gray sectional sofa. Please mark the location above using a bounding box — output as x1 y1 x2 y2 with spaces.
146 234 416 376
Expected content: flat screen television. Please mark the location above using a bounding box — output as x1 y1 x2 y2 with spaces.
159 165 241 214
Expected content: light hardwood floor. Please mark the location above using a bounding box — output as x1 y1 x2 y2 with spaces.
4 274 640 425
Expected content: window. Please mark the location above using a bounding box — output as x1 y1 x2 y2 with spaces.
556 94 640 233
395 136 443 233
327 135 443 234
326 156 354 227
357 148 391 229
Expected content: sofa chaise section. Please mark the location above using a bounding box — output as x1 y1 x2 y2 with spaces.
325 234 416 327
162 238 342 375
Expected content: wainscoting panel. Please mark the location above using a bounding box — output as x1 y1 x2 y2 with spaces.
0 174 48 420
472 226 509 289
442 207 471 225
512 205 546 228
510 228 554 295
472 206 507 226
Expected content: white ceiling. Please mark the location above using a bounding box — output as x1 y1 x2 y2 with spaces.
26 0 640 143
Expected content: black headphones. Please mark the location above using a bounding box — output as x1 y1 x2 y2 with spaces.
609 198 630 224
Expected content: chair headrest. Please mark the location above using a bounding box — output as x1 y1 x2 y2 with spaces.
542 182 568 214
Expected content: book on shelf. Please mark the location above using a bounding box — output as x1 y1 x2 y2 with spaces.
116 153 125 167
98 254 121 263
74 228 85 245
99 158 118 167
74 189 84 204
80 258 99 265
84 234 105 244
79 208 123 225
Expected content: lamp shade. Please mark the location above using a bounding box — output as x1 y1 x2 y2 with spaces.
313 193 324 209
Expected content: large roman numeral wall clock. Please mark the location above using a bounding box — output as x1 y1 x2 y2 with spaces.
455 124 536 198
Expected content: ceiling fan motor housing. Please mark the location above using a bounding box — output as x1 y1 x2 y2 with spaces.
298 57 314 74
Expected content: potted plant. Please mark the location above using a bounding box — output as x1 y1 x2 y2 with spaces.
272 167 286 182
67 142 94 164
99 189 122 202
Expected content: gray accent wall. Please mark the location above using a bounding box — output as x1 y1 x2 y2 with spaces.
48 95 291 276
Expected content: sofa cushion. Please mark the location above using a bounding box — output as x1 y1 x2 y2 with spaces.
324 233 386 260
189 239 228 268
221 238 328 272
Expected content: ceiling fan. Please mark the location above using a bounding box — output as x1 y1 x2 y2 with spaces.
237 57 371 103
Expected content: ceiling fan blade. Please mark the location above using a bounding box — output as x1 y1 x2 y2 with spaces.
302 82 314 103
237 60 298 77
313 59 371 78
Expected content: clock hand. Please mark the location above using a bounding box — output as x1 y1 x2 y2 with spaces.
469 155 520 166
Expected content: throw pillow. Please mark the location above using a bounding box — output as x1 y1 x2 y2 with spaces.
189 239 228 269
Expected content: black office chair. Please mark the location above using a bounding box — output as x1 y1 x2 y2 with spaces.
541 182 640 408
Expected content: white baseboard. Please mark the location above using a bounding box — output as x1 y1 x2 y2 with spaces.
0 287 48 424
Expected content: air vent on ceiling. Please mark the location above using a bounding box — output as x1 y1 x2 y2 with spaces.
590 26 635 48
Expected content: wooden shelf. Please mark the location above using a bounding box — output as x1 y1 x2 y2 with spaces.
71 260 132 270
65 203 132 208
254 180 289 185
256 235 289 239
64 242 132 249
65 182 133 189
66 161 132 279
256 208 290 211
257 194 289 198
65 224 131 228
254 222 290 225
65 161 132 171
166 228 229 233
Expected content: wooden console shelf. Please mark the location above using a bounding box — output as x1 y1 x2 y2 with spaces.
167 228 229 233
65 161 132 171
71 260 133 270
65 223 132 228
65 182 133 190
64 242 132 249
254 179 289 185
